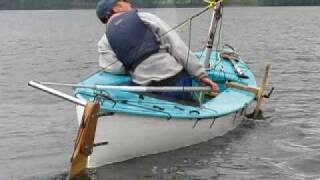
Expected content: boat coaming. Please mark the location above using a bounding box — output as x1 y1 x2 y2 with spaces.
76 103 253 168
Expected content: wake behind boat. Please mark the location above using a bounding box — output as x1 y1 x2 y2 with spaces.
28 0 273 178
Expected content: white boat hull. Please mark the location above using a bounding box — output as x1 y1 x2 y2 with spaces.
76 104 251 168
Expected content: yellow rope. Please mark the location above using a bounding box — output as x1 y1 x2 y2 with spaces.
204 0 224 8
174 20 190 33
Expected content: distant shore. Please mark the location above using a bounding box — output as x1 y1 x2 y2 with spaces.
0 0 319 10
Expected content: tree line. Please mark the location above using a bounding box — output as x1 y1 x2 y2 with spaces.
258 0 320 6
0 0 319 10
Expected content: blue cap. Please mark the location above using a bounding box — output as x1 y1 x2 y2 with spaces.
96 0 117 23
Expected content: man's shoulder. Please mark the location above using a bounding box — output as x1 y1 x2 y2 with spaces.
138 11 160 20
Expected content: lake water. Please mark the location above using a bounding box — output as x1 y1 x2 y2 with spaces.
0 6 320 180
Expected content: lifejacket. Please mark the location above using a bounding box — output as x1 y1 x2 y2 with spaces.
106 10 160 71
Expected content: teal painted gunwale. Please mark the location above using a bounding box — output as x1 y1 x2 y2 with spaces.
74 51 257 120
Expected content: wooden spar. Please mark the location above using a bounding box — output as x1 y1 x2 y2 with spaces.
225 82 259 94
39 82 212 92
225 64 271 119
69 102 100 179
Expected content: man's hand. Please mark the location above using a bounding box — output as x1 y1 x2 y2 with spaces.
199 77 219 96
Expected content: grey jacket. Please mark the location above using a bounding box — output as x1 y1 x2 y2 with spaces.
98 11 207 85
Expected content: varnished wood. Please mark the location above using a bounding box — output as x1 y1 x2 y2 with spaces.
254 64 270 118
225 64 271 119
225 82 260 95
69 102 100 179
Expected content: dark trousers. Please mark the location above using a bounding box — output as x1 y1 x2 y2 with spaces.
148 70 193 101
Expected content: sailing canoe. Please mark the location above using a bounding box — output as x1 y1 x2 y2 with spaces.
73 51 257 168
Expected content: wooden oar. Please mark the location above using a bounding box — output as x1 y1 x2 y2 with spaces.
225 64 271 119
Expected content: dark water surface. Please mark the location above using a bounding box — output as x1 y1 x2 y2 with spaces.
0 7 320 180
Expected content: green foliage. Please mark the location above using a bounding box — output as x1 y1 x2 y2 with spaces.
258 0 320 6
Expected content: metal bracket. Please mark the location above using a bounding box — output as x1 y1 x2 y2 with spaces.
94 141 109 147
210 117 216 128
263 87 275 98
193 119 200 128
98 112 114 117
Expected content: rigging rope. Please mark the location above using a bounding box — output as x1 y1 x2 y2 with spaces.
160 7 210 37
160 0 226 103
160 0 223 37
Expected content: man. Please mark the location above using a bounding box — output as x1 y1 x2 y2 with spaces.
96 0 218 100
